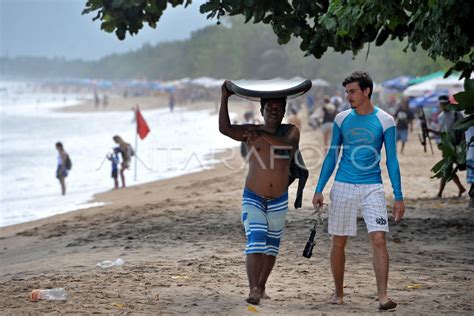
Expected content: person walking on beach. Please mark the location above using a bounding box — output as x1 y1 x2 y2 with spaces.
465 125 474 208
107 148 120 189
169 92 175 112
286 105 302 131
55 142 70 195
312 71 405 311
112 135 133 188
394 98 414 154
431 95 466 198
321 96 338 154
219 81 306 305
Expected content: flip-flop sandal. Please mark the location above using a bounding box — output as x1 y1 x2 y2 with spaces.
379 299 397 310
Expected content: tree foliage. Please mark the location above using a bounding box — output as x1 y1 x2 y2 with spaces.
83 0 474 183
83 0 474 79
431 78 474 181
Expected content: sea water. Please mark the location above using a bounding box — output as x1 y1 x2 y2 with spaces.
0 81 239 227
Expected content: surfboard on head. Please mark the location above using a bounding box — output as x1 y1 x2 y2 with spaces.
225 79 312 102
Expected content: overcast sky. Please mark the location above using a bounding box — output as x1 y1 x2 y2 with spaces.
0 0 214 61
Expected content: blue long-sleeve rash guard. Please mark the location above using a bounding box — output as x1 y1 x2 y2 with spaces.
315 107 403 200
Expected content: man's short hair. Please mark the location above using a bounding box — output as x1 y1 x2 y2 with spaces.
260 97 287 112
342 71 373 99
438 94 450 103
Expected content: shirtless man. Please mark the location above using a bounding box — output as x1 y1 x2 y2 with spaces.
219 81 300 305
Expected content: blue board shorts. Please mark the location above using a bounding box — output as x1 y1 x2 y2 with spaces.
397 129 408 143
56 166 68 179
241 188 288 257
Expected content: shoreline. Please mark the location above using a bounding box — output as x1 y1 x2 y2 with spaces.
2 94 251 229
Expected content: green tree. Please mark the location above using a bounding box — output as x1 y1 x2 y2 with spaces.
83 0 474 78
0 17 452 82
83 0 474 182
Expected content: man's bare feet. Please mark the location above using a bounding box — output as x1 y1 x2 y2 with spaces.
246 287 261 305
329 293 343 305
260 292 271 299
458 187 466 197
259 287 271 299
379 298 397 310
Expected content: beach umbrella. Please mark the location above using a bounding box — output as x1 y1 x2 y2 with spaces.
149 81 163 91
311 78 330 87
403 75 463 97
96 80 113 89
408 90 449 109
190 77 224 88
291 76 306 82
126 80 148 89
381 76 413 91
407 71 444 86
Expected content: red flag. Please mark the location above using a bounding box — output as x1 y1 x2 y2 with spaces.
135 106 150 140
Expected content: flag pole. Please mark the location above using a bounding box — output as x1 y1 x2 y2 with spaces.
134 105 138 181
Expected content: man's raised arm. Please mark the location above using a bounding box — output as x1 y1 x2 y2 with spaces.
219 80 250 142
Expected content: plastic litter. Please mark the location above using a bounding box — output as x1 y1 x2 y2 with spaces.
247 305 258 312
29 288 67 301
96 258 124 269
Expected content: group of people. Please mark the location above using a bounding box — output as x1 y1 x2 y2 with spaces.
220 71 404 310
392 93 473 203
93 89 108 109
55 135 133 195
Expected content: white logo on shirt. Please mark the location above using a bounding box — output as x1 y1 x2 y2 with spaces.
344 128 374 145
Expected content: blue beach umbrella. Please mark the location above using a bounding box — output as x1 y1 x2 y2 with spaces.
408 90 449 109
381 76 414 91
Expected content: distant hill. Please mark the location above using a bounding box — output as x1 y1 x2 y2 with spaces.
0 17 450 83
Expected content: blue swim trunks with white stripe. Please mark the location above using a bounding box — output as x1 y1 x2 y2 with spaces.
241 188 288 257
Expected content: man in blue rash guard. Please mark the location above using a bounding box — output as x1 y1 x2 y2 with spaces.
312 71 405 311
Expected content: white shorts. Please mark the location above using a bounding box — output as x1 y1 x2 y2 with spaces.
329 181 389 236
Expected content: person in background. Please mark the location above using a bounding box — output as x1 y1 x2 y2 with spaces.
112 135 133 188
432 95 466 198
394 98 414 154
306 93 315 116
55 142 68 195
169 92 175 112
465 126 474 208
330 93 344 111
94 89 99 109
107 148 120 189
102 94 108 109
286 105 302 131
321 96 338 153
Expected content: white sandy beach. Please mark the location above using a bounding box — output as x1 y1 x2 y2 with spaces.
1 97 473 314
